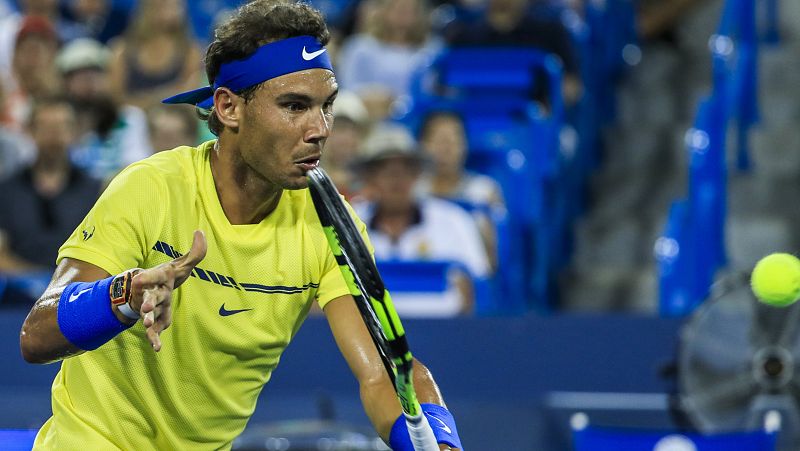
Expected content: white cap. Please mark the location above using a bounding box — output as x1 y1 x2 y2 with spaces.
56 38 110 74
333 90 369 125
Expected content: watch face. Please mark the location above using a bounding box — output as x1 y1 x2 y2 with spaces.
111 275 125 302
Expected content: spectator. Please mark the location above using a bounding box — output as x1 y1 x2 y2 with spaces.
57 38 152 181
0 0 61 84
146 104 200 153
445 0 583 104
322 90 370 199
351 123 490 313
337 0 442 121
417 110 505 209
0 97 101 277
416 110 504 270
59 0 132 44
2 16 62 132
108 0 202 110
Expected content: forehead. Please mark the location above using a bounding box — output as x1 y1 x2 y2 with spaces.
257 69 338 99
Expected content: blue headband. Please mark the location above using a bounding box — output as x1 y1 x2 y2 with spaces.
162 35 333 109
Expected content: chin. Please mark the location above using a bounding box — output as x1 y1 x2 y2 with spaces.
283 178 310 190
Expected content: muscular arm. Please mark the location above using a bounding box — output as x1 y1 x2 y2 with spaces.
20 231 206 363
19 258 113 364
324 295 452 446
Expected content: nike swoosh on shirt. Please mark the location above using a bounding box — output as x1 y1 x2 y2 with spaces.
430 415 452 434
219 303 253 316
301 46 326 61
68 287 92 303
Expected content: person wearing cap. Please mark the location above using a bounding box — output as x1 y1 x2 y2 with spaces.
2 15 62 132
57 38 152 182
20 2 462 450
351 123 491 315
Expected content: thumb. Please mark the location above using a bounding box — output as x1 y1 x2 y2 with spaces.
173 230 207 283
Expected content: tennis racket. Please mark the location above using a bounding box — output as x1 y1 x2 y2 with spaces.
307 167 439 451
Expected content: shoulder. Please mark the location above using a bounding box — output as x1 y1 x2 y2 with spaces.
462 172 502 197
106 142 205 197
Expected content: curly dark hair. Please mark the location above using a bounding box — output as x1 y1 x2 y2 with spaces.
199 0 330 136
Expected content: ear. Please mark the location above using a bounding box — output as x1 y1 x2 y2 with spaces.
213 87 242 130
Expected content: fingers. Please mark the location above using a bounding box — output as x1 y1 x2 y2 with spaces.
173 230 207 287
130 230 205 351
141 286 172 352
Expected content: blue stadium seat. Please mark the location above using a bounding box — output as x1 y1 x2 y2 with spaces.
376 259 493 316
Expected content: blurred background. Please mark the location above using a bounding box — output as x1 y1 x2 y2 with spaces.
2 0 800 449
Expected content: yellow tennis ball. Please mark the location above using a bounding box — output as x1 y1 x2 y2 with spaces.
751 253 800 307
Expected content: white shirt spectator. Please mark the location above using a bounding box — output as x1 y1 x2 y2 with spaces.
353 196 490 279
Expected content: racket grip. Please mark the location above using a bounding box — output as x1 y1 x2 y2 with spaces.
405 413 440 451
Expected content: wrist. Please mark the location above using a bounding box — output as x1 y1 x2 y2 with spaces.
110 269 140 324
58 275 134 350
389 404 462 451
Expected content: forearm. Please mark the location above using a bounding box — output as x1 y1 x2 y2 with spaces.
360 359 446 440
19 284 84 364
19 259 133 364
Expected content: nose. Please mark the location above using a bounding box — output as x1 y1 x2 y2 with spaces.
304 108 332 144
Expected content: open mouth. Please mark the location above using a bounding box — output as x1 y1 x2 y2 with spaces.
294 155 320 172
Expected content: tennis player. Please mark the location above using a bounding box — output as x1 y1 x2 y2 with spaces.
19 2 461 450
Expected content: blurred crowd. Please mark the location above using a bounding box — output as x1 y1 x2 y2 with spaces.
0 0 591 314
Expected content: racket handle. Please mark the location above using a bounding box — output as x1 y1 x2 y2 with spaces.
405 412 440 451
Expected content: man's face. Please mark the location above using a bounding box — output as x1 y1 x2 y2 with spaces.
324 118 362 168
421 115 466 173
64 67 110 100
236 69 337 190
30 104 76 159
14 35 58 80
368 157 420 211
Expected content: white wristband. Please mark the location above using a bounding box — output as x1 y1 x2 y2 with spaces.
117 302 140 320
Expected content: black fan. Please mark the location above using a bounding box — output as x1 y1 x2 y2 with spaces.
678 271 800 449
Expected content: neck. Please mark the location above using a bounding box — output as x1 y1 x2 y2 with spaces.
32 155 70 198
374 201 416 240
210 140 282 225
488 10 521 32
430 169 461 194
33 154 69 173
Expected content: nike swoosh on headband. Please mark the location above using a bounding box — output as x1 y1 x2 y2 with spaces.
302 46 327 60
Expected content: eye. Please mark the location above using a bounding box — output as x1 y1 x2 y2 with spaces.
323 100 335 115
283 102 307 112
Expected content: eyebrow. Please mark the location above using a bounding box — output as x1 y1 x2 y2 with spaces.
275 88 339 104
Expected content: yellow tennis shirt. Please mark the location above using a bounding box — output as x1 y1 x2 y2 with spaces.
33 140 367 450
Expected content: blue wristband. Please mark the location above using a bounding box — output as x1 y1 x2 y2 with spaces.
389 403 463 450
57 277 133 350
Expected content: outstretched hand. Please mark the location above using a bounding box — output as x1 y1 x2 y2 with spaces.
128 230 207 351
